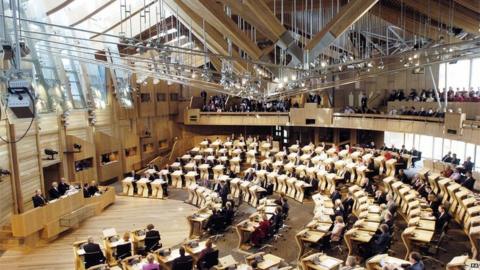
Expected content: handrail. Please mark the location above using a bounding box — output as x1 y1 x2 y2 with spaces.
333 113 445 123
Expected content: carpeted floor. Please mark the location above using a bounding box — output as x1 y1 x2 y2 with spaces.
109 160 472 269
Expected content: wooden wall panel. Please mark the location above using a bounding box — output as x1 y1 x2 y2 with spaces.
17 137 41 211
0 120 13 225
95 125 112 136
95 107 112 126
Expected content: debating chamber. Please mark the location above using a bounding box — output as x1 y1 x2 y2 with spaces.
0 0 480 269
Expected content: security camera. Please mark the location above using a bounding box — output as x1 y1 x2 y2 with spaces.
44 149 58 160
73 143 82 151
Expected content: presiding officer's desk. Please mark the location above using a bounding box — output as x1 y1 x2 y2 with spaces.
300 252 346 270
11 187 115 243
121 255 158 270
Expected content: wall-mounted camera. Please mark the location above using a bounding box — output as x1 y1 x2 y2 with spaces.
44 149 58 160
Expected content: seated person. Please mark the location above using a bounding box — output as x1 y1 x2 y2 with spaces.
342 192 354 215
116 232 132 260
83 236 106 269
398 169 410 184
32 189 48 208
172 247 193 270
223 202 235 226
145 224 161 252
58 178 71 195
435 205 451 232
374 189 387 205
462 156 474 172
330 189 341 202
88 181 100 196
83 183 91 198
250 215 271 246
49 181 62 200
274 194 289 218
461 171 476 190
321 216 345 249
382 251 424 270
441 152 452 163
205 208 226 233
451 153 460 165
143 254 160 270
370 224 391 255
196 240 215 269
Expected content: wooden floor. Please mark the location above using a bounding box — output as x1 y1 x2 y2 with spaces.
0 196 197 270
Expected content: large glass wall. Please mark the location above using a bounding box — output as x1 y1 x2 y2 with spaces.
384 131 479 170
438 57 480 90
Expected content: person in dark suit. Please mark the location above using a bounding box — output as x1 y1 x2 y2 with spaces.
145 224 161 252
427 193 440 216
435 205 451 232
461 171 475 191
83 237 106 269
196 240 215 268
462 157 474 172
49 182 62 200
405 252 425 270
451 153 460 165
88 181 100 196
442 152 452 163
172 247 193 270
342 192 354 215
374 190 387 205
218 180 230 206
330 189 341 202
83 183 91 198
370 224 391 255
58 178 70 195
32 189 48 208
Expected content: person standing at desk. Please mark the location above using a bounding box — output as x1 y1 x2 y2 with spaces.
435 205 451 232
58 178 70 195
49 181 61 200
83 236 106 269
32 189 47 208
172 247 193 270
142 254 160 270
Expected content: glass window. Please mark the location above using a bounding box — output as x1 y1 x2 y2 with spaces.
446 60 470 91
443 139 452 158
384 132 403 148
433 137 443 160
451 140 466 162
475 146 480 170
413 134 421 150
471 58 480 89
465 143 475 163
438 63 446 90
418 135 433 159
404 133 414 150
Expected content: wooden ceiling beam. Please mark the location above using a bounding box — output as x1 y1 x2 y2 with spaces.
454 0 480 14
305 0 378 59
182 0 262 60
70 0 116 27
221 0 303 64
401 0 478 34
371 5 462 43
46 0 75 16
162 0 247 73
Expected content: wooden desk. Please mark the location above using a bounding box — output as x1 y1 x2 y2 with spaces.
401 226 435 259
296 229 326 259
122 177 135 196
236 220 257 250
136 178 150 197
188 210 212 239
251 254 284 270
301 253 344 270
366 254 410 270
344 228 374 256
215 255 238 270
171 170 184 188
151 179 166 199
447 255 480 270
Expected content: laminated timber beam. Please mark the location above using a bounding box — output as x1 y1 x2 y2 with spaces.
221 0 303 64
371 5 462 43
182 0 262 60
402 0 478 34
163 0 247 73
305 0 379 60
